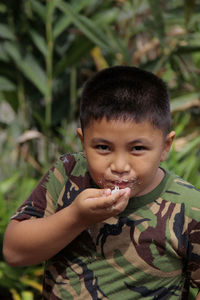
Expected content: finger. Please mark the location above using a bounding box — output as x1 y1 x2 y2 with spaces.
105 187 131 204
87 195 115 209
90 188 130 210
119 187 131 197
82 188 108 198
108 188 131 213
84 187 130 211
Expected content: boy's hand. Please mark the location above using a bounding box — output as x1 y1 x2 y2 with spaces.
71 187 131 227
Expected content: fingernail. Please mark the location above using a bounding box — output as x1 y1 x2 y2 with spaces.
119 187 130 196
125 187 131 195
119 189 126 195
104 188 111 196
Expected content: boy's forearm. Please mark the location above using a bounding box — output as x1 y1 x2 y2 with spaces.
3 187 130 267
3 204 86 266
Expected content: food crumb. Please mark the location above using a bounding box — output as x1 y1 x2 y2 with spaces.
111 186 119 194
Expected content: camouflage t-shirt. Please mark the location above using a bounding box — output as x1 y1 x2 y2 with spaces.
12 153 200 300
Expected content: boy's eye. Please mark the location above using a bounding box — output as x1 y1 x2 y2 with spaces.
131 145 146 152
95 145 110 152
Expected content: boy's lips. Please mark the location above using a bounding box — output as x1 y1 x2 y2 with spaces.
105 178 137 189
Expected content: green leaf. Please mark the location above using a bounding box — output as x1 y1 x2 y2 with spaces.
148 0 165 43
79 15 112 52
94 7 120 27
184 0 196 26
53 15 72 39
54 36 93 75
0 24 15 40
176 135 200 161
190 288 198 299
105 27 130 63
175 45 200 55
56 1 112 53
170 93 200 113
21 291 34 300
53 0 91 39
0 4 7 13
4 41 47 96
29 29 47 56
71 0 92 12
30 0 46 21
0 173 20 194
0 77 16 91
0 45 9 62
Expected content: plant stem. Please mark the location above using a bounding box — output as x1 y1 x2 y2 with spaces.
18 74 27 128
45 0 54 128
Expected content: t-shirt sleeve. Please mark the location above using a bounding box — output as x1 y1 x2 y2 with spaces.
11 155 74 221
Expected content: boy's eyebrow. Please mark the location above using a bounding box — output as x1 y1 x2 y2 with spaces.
91 138 111 144
91 137 152 145
127 138 152 145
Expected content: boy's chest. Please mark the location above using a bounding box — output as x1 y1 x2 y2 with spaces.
45 204 187 300
89 211 186 276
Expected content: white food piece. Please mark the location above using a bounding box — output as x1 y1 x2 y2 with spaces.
111 186 119 194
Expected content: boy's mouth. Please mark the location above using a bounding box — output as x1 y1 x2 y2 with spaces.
104 178 137 190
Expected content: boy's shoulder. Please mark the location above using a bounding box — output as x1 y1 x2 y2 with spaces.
59 152 87 177
163 169 200 213
11 153 90 220
164 170 200 197
45 152 89 189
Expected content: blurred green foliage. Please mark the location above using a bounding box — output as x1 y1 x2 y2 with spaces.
0 0 200 299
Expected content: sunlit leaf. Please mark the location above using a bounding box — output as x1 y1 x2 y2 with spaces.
21 291 34 300
171 93 200 113
10 289 21 300
21 277 42 292
90 47 109 70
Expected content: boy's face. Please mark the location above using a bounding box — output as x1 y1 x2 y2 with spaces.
77 118 175 198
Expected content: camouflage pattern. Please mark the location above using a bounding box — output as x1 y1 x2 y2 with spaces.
12 153 200 299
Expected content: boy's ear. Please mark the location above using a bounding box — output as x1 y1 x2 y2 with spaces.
160 131 176 162
76 128 84 148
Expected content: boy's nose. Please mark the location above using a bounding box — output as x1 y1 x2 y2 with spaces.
110 154 130 174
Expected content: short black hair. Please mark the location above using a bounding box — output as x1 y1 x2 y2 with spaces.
80 66 171 135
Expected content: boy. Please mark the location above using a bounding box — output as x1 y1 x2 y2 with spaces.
3 66 200 299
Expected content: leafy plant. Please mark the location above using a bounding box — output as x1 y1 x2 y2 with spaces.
1 0 200 299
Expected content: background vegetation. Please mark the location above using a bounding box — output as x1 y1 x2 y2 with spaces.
0 0 200 299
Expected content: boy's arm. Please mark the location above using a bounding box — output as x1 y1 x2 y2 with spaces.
3 187 130 266
3 204 85 266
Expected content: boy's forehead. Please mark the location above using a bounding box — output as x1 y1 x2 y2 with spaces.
85 117 154 130
81 118 165 147
82 117 165 141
